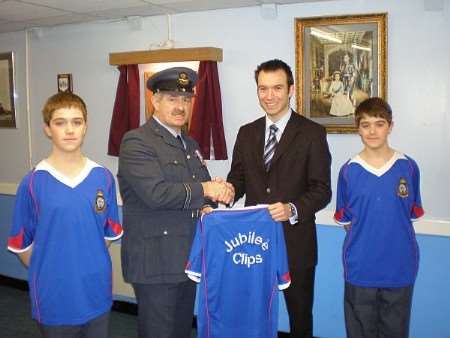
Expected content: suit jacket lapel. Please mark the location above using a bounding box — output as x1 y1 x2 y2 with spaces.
149 118 184 150
254 118 266 173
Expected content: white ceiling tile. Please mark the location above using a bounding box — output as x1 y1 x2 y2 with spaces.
0 21 30 33
91 4 171 19
0 1 68 22
160 0 259 13
268 0 338 3
22 0 149 13
25 13 101 27
144 0 195 4
0 0 334 33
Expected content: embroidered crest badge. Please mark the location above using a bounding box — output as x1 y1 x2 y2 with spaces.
95 190 106 212
397 178 408 198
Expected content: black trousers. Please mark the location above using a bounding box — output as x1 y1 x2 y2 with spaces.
283 266 316 338
132 281 196 338
37 311 109 338
344 282 414 338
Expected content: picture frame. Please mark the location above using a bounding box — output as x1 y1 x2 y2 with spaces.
57 73 73 93
295 13 387 133
0 52 17 128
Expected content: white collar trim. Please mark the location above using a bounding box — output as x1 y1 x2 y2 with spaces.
349 151 406 177
35 158 101 188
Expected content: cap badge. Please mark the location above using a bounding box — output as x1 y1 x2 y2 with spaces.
177 72 190 86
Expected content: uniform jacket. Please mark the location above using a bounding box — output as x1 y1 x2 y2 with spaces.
227 111 332 270
118 118 211 284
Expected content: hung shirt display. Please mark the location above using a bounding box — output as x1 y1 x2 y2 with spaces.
185 206 291 338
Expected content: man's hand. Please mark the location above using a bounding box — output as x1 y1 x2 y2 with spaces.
213 177 235 205
268 202 292 222
201 205 214 215
201 180 235 205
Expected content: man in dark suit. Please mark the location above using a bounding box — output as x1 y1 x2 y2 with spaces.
118 67 233 338
227 59 332 338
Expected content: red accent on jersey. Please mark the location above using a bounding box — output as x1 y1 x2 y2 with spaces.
412 205 424 219
282 272 291 283
107 218 123 235
8 229 25 250
334 208 345 222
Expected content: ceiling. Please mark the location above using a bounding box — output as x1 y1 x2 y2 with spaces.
0 0 332 34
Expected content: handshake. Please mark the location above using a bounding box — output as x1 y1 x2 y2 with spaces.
201 177 235 205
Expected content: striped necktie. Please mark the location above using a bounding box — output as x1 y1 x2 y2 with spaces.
264 124 278 172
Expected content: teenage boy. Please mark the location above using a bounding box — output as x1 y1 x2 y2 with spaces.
7 92 123 338
334 97 424 338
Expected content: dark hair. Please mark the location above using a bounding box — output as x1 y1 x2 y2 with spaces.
254 59 294 87
42 92 87 125
355 97 392 126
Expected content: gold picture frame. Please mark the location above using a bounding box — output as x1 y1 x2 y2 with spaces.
295 13 387 133
0 52 17 128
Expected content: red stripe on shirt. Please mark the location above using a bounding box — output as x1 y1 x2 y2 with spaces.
334 208 345 222
107 218 123 235
8 229 25 250
412 205 424 219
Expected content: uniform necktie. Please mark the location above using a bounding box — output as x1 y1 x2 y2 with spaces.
177 135 185 149
264 124 278 172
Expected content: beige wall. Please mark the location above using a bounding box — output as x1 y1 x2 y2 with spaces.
109 243 135 299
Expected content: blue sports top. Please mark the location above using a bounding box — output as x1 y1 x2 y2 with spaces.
334 152 424 287
185 206 291 338
8 159 123 325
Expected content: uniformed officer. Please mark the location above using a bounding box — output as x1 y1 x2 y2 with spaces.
118 67 234 338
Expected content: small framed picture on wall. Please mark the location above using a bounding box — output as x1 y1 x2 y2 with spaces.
57 73 73 93
0 51 17 128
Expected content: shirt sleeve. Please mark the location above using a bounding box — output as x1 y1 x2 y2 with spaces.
408 158 424 221
276 220 291 290
185 218 203 283
104 170 123 240
7 173 36 253
334 164 352 226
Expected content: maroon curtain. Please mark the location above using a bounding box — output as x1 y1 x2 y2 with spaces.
189 61 227 160
107 65 140 156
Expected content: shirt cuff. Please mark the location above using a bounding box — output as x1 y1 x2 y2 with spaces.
288 202 298 225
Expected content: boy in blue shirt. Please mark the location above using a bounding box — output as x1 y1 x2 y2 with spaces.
8 92 123 338
334 97 424 338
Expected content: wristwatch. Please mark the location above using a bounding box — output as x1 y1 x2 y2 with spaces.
288 202 297 219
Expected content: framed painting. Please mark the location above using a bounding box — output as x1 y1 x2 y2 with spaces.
57 73 73 93
295 13 387 133
0 52 17 128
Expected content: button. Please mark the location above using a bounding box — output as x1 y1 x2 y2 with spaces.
163 230 168 235
173 160 178 165
187 155 191 159
192 175 196 179
266 188 271 193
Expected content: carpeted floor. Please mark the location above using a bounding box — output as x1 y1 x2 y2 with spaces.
0 283 197 338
